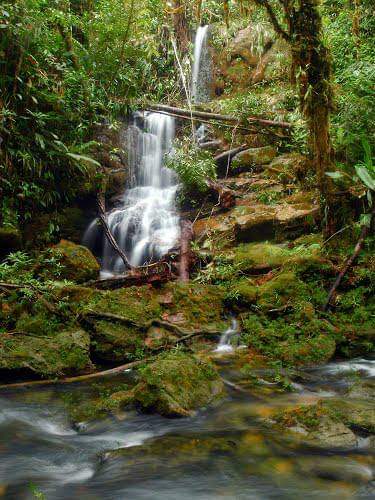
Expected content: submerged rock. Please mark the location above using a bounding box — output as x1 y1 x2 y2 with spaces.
132 352 226 417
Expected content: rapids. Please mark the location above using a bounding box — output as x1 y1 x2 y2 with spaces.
0 358 374 499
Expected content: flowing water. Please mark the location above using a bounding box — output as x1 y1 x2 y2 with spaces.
0 358 373 499
83 112 179 274
214 319 239 353
191 25 212 103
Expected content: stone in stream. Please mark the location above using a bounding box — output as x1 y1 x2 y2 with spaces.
131 352 226 417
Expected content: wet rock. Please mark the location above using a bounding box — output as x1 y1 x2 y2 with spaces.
231 146 277 173
36 239 100 283
266 153 309 183
193 197 319 244
229 26 273 65
268 402 358 448
0 329 91 377
132 352 226 417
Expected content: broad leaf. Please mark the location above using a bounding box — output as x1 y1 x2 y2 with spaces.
355 166 375 191
66 153 101 167
326 171 343 179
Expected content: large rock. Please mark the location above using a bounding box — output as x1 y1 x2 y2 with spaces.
231 146 277 173
268 402 358 448
193 196 319 244
266 153 310 183
37 239 100 283
229 25 273 65
133 352 226 417
0 328 91 377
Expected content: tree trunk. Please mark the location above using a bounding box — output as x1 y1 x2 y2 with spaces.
179 220 193 282
171 0 190 54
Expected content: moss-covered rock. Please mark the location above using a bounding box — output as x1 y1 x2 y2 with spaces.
233 242 289 272
269 401 358 448
90 320 146 362
266 153 309 183
133 352 226 417
231 146 277 173
241 313 336 367
36 239 100 283
0 328 91 377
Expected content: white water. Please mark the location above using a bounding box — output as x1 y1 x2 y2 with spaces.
214 319 239 353
191 25 211 103
84 112 180 273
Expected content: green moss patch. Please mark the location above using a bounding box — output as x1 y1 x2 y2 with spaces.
133 351 226 417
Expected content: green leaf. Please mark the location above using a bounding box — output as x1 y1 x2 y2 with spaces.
355 166 375 191
66 153 101 167
326 171 343 179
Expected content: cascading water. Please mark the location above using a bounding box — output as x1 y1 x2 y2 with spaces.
214 319 239 353
191 25 212 103
83 112 180 274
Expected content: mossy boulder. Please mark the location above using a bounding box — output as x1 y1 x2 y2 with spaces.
37 239 100 283
266 153 309 183
0 328 91 377
0 227 22 258
269 401 358 448
90 320 146 362
257 271 307 310
133 352 226 417
233 242 289 272
241 313 336 367
231 146 277 173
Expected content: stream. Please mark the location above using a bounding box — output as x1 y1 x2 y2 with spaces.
0 357 373 499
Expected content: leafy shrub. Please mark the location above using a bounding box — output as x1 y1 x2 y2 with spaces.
167 137 217 195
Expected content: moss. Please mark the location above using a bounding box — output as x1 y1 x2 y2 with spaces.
133 351 226 417
90 320 146 362
233 242 289 272
36 239 100 283
241 313 336 367
225 278 258 307
231 146 277 173
0 328 91 377
257 271 308 310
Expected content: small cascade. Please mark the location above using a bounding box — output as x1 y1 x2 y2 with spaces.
83 112 180 274
214 319 239 353
191 25 212 103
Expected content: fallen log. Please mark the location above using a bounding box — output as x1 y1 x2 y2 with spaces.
198 140 223 150
97 193 132 270
147 103 292 129
179 220 193 282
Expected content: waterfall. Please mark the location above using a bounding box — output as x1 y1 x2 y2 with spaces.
83 112 180 275
191 25 212 103
214 319 239 353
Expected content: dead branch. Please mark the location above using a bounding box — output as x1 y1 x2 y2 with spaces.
97 193 132 270
147 103 292 129
323 206 375 310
